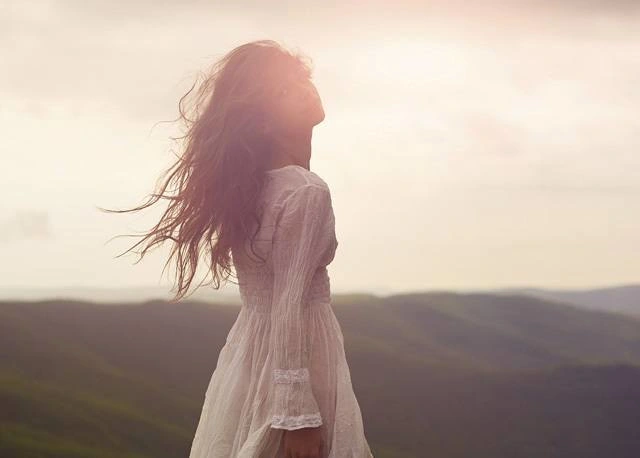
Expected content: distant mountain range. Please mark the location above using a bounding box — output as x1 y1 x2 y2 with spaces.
2 283 638 317
0 285 243 305
2 289 640 457
490 283 640 318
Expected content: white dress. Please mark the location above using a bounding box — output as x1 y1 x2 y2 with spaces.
188 164 374 458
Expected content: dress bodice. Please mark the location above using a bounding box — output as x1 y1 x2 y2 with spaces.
232 165 339 314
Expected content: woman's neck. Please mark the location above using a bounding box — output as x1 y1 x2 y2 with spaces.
269 129 312 170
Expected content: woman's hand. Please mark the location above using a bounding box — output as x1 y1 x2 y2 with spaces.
283 426 325 458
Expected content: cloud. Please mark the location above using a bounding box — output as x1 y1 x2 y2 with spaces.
0 210 54 243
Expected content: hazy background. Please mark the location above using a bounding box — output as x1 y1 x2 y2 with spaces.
3 3 640 457
2 0 639 297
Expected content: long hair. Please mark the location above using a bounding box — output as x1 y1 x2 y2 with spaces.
99 40 314 302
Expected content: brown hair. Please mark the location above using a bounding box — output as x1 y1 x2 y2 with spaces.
99 40 314 302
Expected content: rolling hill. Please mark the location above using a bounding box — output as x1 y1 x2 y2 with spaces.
2 292 640 457
492 284 640 318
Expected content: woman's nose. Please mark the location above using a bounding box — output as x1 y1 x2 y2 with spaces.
302 82 319 101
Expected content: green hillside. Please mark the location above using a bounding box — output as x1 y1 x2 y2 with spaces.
1 292 640 457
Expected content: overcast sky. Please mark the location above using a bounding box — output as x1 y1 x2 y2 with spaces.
2 1 639 296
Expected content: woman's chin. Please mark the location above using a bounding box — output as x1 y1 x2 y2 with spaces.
311 105 325 126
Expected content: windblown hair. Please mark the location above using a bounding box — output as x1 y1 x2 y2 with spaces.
99 40 314 302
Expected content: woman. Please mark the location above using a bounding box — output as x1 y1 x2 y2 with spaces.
107 40 374 457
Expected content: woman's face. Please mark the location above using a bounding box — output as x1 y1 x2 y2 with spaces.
263 69 325 135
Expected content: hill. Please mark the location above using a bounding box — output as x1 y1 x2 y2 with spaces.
2 293 640 457
493 284 640 318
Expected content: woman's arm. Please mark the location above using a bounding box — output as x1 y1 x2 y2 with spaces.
268 183 335 431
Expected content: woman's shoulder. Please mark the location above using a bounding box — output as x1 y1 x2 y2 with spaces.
268 165 332 204
284 179 331 209
268 164 328 186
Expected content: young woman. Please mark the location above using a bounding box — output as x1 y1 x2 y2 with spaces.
108 40 374 457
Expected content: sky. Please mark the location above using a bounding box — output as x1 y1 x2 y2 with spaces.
2 0 639 296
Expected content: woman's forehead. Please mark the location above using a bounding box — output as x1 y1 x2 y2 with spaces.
265 55 309 78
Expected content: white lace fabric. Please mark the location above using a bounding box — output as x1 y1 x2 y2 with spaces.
271 412 323 430
188 165 374 457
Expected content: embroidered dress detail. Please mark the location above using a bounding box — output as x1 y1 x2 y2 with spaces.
273 368 311 384
271 412 324 430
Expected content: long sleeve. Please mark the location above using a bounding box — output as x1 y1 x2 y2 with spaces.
268 183 335 431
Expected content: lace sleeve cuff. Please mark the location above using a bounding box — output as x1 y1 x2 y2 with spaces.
271 412 323 430
270 367 323 430
273 367 311 384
